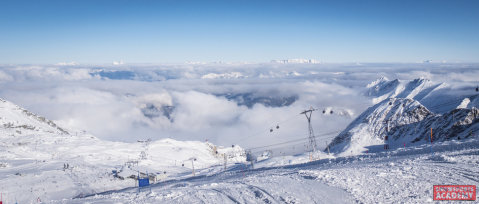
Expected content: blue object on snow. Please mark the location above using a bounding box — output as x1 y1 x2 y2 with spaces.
139 178 149 187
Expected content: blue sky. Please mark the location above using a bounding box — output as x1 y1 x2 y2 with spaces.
0 0 478 64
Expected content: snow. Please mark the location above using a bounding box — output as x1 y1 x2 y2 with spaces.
1 65 479 203
52 137 479 204
327 98 432 155
270 59 320 64
0 98 247 203
301 139 479 203
458 98 471 109
366 77 452 111
201 72 245 79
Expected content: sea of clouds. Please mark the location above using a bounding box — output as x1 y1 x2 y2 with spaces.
0 62 477 153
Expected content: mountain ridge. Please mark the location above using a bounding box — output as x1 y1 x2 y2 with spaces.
0 98 69 135
329 78 479 155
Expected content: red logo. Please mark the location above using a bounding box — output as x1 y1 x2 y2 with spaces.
434 185 476 201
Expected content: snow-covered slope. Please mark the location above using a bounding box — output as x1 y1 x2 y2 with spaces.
69 137 479 203
0 98 245 203
326 77 479 156
1 93 478 203
328 96 479 156
327 98 433 155
366 77 401 102
458 96 479 109
201 72 245 79
366 77 448 108
0 98 68 135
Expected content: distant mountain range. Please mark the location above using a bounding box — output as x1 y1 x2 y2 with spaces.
270 59 320 64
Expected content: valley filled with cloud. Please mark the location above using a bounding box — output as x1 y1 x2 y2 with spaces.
1 62 477 153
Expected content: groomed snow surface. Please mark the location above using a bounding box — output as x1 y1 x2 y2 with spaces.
53 137 478 203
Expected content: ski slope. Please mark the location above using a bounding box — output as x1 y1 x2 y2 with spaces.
0 98 246 203
64 137 479 203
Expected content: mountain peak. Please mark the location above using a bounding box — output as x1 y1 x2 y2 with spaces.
366 76 390 88
0 98 69 136
327 96 479 156
365 77 447 106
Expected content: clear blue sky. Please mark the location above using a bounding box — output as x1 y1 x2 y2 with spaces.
1 0 478 64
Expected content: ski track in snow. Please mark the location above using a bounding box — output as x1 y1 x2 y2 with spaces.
61 138 479 204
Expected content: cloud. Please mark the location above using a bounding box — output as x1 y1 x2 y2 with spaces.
172 91 245 130
0 66 94 81
56 61 78 66
0 63 477 152
0 71 13 82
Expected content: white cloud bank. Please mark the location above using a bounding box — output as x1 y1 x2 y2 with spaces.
0 63 477 152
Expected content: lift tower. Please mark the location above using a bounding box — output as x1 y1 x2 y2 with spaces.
300 107 318 153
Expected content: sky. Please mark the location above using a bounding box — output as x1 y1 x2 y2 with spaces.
0 0 478 64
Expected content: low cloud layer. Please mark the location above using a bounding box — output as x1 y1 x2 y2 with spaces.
0 63 477 153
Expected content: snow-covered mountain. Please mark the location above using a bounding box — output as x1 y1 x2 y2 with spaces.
0 98 68 136
201 72 246 79
329 78 479 155
219 92 298 108
366 77 448 108
0 98 245 203
327 98 430 155
270 59 320 64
